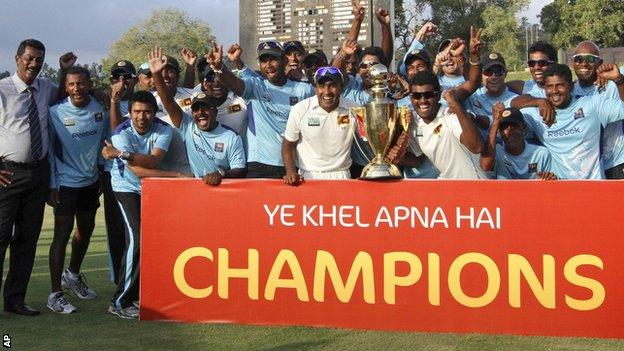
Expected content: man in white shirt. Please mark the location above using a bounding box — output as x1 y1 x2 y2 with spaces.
407 71 486 179
282 67 357 184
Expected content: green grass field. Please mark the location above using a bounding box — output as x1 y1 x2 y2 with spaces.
2 207 624 350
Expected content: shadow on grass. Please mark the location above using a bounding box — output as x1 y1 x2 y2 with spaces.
257 339 332 351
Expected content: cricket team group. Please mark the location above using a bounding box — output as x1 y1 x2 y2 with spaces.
1 2 623 319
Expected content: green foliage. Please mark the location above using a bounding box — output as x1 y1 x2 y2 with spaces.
538 2 560 42
546 0 624 49
38 62 108 90
481 5 524 71
102 8 214 78
0 70 9 80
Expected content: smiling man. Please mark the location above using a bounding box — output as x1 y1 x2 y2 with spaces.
521 64 624 179
47 66 108 313
281 67 357 184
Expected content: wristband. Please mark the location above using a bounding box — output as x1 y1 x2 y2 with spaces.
469 59 481 66
615 76 624 86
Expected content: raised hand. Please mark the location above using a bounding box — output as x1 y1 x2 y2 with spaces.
352 0 365 21
469 26 485 56
375 8 390 25
491 102 504 124
415 22 438 42
597 63 623 82
110 81 125 103
59 52 77 70
341 38 360 56
148 47 167 74
226 43 242 63
442 88 459 107
180 48 197 66
449 38 466 57
206 41 224 70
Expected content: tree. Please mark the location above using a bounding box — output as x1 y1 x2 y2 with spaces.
40 63 60 84
538 2 561 42
0 71 9 80
550 0 624 49
102 8 215 78
481 5 525 71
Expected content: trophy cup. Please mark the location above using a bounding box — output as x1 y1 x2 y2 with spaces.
350 64 411 179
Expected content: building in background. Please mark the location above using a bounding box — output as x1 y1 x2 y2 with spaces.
239 0 392 69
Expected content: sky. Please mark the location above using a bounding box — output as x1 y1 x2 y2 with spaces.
0 0 550 73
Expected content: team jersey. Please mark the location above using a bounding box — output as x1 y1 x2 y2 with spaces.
398 96 440 179
522 79 546 98
240 66 315 166
193 85 249 138
342 75 372 106
398 39 425 77
415 106 488 179
493 142 552 179
284 96 357 172
48 97 109 188
179 114 246 178
110 118 173 194
154 87 195 125
464 86 519 143
152 88 191 173
522 95 624 179
573 80 624 169
439 75 465 91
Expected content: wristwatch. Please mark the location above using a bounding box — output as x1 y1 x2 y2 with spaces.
217 168 225 176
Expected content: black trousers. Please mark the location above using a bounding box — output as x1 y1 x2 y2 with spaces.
102 171 126 284
605 163 624 179
246 162 286 179
0 160 49 306
111 191 141 309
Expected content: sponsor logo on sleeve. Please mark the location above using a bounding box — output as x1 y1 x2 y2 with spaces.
289 96 299 106
528 162 537 173
228 104 242 113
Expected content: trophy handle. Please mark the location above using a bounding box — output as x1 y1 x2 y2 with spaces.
350 107 374 163
398 106 411 132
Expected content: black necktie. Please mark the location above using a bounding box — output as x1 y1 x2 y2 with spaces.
26 86 43 160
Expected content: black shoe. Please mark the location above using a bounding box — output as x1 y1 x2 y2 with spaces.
4 303 40 316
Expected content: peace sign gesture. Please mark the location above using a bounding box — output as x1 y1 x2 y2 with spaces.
206 41 223 70
469 26 485 56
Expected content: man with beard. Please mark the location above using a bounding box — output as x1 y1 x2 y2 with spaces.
208 41 315 178
569 41 624 179
282 67 357 184
0 39 75 316
480 103 556 180
150 47 246 184
520 64 624 179
407 71 486 179
46 66 107 313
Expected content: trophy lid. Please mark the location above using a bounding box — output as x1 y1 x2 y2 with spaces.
368 64 388 86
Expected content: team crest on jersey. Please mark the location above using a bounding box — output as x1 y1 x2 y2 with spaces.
433 124 444 135
214 142 224 152
338 115 349 124
289 97 299 106
228 104 242 113
574 108 585 119
63 117 75 126
94 112 103 122
180 98 192 107
473 100 483 109
528 162 537 173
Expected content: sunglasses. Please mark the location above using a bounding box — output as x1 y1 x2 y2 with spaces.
359 61 380 69
314 66 343 84
257 41 283 54
203 72 217 83
572 54 601 64
527 59 554 68
410 91 438 100
483 68 507 77
111 73 134 80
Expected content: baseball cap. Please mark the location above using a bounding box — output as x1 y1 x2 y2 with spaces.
111 60 136 76
163 55 180 71
257 41 284 59
313 66 343 86
438 39 452 53
482 52 506 71
303 48 328 67
137 62 151 76
499 107 525 128
191 92 219 110
283 40 305 54
404 49 431 66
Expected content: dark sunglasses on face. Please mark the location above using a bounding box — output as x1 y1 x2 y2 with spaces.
359 61 380 69
483 68 507 77
410 91 438 100
203 73 216 83
527 59 554 68
572 54 601 64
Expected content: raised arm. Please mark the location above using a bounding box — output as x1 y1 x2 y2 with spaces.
149 47 184 128
375 8 393 65
180 47 198 89
444 89 484 154
597 63 624 100
455 26 484 102
56 52 77 102
510 95 555 127
211 42 245 97
480 102 503 172
109 80 126 130
346 0 366 42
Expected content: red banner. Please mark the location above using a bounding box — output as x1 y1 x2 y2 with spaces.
140 179 624 339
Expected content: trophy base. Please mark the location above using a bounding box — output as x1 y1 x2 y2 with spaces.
359 161 402 180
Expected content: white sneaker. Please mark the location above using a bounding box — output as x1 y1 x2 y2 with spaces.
47 292 77 314
107 304 139 319
62 269 97 299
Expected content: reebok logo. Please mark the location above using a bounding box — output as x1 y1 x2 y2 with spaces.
547 127 581 138
72 130 97 139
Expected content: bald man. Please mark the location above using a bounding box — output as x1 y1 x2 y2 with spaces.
571 41 624 178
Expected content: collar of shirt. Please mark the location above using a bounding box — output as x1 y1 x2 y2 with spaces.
11 73 39 94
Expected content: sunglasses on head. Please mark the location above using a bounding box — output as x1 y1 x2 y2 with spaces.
527 59 554 68
257 41 283 54
410 91 438 100
483 68 507 77
572 54 601 64
314 66 343 83
359 61 380 69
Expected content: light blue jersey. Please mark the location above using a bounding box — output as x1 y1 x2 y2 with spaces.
110 118 173 193
48 97 109 188
399 39 425 77
464 86 518 142
573 80 624 169
494 142 552 179
522 95 624 179
241 67 314 166
179 114 246 178
439 75 465 91
342 75 373 106
522 79 546 98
